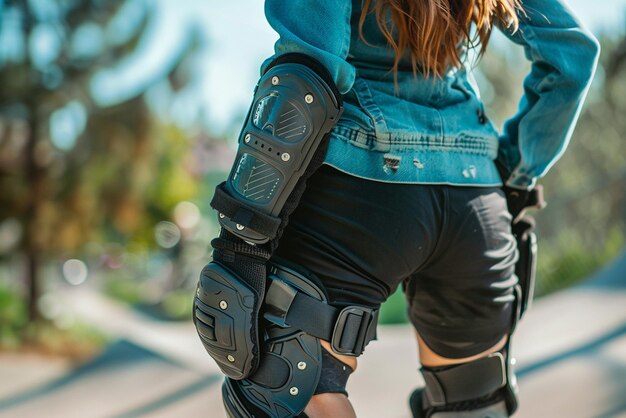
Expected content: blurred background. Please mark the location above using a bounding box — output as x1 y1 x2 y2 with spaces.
0 1 625 417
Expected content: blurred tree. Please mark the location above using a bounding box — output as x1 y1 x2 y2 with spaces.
0 0 201 321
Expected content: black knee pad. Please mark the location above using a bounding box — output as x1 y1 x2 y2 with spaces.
221 262 377 418
411 346 518 418
221 264 326 418
410 275 528 418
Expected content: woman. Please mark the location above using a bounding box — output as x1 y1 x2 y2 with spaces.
194 1 599 417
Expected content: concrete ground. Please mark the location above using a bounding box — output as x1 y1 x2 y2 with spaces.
0 253 625 418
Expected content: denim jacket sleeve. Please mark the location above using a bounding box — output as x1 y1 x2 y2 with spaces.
497 0 601 190
261 0 356 94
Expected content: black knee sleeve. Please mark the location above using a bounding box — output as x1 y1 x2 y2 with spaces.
314 348 354 397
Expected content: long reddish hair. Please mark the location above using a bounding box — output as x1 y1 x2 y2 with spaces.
359 0 524 78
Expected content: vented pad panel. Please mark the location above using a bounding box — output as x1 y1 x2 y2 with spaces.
252 93 309 143
230 153 283 205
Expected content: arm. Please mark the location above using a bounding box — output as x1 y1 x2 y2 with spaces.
497 0 601 190
262 0 355 94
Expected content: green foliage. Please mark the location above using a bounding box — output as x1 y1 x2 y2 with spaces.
160 289 194 321
536 226 625 296
103 275 194 321
379 287 408 325
0 281 107 358
19 321 109 361
0 282 28 348
103 277 145 306
0 0 204 320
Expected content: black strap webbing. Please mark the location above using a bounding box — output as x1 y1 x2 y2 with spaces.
285 292 339 341
210 182 282 238
422 353 507 407
264 279 378 356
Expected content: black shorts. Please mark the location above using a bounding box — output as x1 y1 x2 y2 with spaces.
272 165 518 359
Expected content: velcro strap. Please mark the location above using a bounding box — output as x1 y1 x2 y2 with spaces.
264 279 378 356
210 182 282 238
422 353 507 407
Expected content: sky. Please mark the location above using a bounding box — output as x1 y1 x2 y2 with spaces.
92 0 626 134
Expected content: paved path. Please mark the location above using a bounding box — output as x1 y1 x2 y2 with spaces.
0 253 625 418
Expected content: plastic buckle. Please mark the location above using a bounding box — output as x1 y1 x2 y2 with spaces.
264 279 297 327
331 306 377 356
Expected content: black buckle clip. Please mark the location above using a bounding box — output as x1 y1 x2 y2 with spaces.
331 306 378 356
264 279 297 327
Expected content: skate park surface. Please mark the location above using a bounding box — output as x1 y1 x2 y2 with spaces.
1 252 625 418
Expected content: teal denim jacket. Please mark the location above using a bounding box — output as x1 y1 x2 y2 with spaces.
262 0 600 190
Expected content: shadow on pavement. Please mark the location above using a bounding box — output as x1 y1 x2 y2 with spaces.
0 340 222 418
582 251 626 289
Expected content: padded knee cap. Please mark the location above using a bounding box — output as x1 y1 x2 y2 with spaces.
194 261 261 380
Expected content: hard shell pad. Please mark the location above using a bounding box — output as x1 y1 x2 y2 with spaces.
194 262 261 380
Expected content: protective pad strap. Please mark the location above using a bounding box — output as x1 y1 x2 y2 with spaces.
512 218 538 320
265 275 378 356
212 182 282 239
422 353 507 407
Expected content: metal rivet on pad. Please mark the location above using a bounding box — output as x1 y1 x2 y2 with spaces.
305 94 314 104
289 387 299 396
244 134 251 143
297 362 307 370
281 153 290 162
236 224 245 231
227 355 235 363
271 76 279 85
219 213 225 219
219 300 228 310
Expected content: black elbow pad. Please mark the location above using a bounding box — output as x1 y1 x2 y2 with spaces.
211 54 343 244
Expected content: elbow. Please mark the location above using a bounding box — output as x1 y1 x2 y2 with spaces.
567 30 601 92
534 28 601 95
537 33 599 97
582 30 601 76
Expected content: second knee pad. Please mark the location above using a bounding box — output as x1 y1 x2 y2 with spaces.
413 347 518 418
